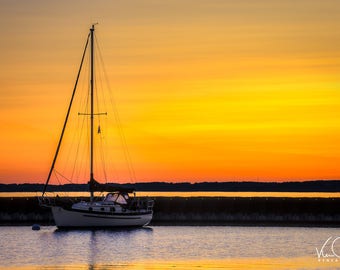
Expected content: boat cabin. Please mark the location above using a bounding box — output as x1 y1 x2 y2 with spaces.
103 192 133 205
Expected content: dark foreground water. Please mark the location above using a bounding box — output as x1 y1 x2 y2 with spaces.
0 226 339 269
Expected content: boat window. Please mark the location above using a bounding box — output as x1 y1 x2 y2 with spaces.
104 193 117 202
104 194 112 202
112 193 119 201
116 194 127 204
104 192 128 204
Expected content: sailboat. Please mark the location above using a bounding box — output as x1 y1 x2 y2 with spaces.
39 25 154 228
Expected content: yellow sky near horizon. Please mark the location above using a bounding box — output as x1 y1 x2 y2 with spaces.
0 0 339 183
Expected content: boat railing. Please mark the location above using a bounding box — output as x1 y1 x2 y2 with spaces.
38 196 75 209
146 199 154 211
38 196 56 207
126 197 154 211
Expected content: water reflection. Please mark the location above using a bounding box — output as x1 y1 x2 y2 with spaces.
88 231 97 270
52 226 154 269
87 227 153 270
0 226 339 270
54 226 153 233
1 258 339 270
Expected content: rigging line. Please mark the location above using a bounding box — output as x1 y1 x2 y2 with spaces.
74 51 91 184
42 33 90 196
53 170 63 186
94 37 109 183
94 35 109 114
93 70 103 140
83 105 91 181
99 124 108 183
70 56 91 182
62 51 90 178
77 130 88 184
61 78 84 179
93 64 100 181
70 108 88 182
76 88 90 183
95 36 137 182
79 49 90 113
53 171 67 198
94 36 107 182
54 170 74 184
103 115 120 182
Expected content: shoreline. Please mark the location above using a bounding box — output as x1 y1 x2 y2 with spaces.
1 196 339 227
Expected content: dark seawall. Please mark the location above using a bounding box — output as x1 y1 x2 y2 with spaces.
0 197 339 226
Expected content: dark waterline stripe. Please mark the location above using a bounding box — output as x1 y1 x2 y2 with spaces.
83 214 141 220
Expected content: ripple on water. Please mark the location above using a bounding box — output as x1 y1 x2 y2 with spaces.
0 226 339 269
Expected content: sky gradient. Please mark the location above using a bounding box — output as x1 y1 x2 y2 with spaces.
0 0 340 184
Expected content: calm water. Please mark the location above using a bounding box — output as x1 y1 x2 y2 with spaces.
0 226 339 269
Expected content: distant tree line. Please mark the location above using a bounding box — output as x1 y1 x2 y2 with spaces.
0 180 339 192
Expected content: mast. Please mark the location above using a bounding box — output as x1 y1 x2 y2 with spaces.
43 24 105 199
90 24 95 200
88 24 106 200
42 32 90 196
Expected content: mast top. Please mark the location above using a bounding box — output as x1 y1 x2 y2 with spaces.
91 23 98 31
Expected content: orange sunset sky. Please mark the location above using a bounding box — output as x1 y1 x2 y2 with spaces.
0 0 340 184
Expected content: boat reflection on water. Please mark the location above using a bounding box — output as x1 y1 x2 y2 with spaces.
53 225 154 233
0 226 339 270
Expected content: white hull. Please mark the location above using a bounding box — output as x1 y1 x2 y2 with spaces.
51 206 152 228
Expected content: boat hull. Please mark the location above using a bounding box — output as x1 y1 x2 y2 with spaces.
51 206 152 228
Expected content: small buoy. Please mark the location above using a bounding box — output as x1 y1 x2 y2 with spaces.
32 224 40 231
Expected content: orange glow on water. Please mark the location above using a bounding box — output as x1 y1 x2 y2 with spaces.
0 258 338 270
